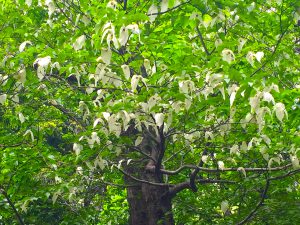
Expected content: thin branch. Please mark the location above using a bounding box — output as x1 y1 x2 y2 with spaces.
160 164 292 175
54 1 91 39
250 21 292 77
168 178 236 198
46 101 86 129
269 168 300 181
102 180 140 188
123 0 127 10
118 167 172 187
237 169 300 224
147 0 191 16
195 23 210 56
189 148 208 192
163 147 186 163
237 180 270 225
0 188 25 225
0 142 24 148
130 146 157 163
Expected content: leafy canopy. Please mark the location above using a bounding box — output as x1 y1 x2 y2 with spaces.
0 0 300 224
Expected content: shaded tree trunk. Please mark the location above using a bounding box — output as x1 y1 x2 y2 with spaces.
122 125 174 225
125 166 174 225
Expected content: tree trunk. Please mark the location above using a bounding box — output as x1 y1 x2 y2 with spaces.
125 166 174 225
123 125 174 225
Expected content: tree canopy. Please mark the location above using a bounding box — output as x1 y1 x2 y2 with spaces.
0 0 300 224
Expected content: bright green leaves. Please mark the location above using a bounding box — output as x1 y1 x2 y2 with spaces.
0 0 299 224
202 14 213 28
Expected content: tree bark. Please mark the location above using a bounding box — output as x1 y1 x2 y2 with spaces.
125 166 174 225
123 125 174 225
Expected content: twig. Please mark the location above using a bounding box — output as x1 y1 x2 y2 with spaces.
168 178 236 198
147 0 191 16
47 101 86 129
189 148 208 192
269 168 300 181
196 23 210 56
54 1 91 39
236 180 270 225
102 180 140 188
0 188 25 225
250 21 292 77
130 146 157 163
118 167 172 187
237 168 300 224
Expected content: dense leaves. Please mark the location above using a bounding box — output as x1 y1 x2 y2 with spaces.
0 0 300 224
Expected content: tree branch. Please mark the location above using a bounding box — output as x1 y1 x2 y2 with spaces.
160 163 292 175
0 188 25 225
236 180 270 225
168 178 236 198
47 100 86 129
147 0 191 16
118 167 172 187
269 168 300 181
237 169 300 224
142 124 160 144
189 147 208 192
54 1 91 39
195 23 210 56
250 21 292 77
130 146 157 163
156 123 166 173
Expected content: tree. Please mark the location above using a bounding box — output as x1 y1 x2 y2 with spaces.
0 0 300 224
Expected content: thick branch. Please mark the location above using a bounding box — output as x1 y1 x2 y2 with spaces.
168 182 190 198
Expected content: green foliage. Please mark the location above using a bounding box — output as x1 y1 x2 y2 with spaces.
0 0 300 224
